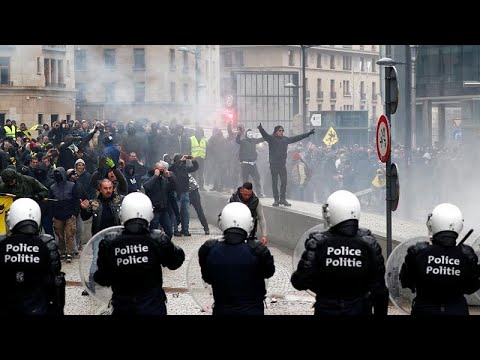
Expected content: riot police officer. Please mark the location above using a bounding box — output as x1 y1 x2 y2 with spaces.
94 192 185 315
0 198 65 315
400 203 480 316
291 190 389 316
198 202 275 315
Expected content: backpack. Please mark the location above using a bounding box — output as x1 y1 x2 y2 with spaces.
300 159 312 182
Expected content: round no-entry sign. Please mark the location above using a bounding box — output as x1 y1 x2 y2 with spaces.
376 115 390 163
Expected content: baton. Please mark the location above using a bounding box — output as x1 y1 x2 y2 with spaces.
458 229 474 246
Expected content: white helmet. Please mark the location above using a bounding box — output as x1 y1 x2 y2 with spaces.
322 190 361 227
119 192 154 225
426 203 464 236
6 198 41 231
218 202 254 234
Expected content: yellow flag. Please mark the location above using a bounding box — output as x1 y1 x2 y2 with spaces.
322 126 339 146
30 124 40 131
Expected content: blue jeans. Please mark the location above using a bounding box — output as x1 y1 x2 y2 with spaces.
150 210 173 239
89 239 99 293
176 192 190 233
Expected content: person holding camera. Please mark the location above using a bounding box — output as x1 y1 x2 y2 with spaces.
143 162 176 239
168 154 198 236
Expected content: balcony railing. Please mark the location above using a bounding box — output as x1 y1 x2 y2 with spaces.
0 81 13 87
317 91 324 99
42 45 66 52
360 93 366 100
46 82 66 88
330 91 337 99
372 93 378 101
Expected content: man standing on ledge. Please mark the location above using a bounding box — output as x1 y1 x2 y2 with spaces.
257 123 314 206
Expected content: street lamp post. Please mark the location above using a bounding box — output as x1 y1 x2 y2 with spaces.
178 46 203 127
410 45 418 150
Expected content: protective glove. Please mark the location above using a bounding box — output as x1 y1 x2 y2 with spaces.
105 157 115 169
257 123 263 129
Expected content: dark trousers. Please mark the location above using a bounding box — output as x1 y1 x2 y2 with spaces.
270 163 287 201
241 162 262 195
411 297 469 316
112 287 167 316
150 209 173 239
189 189 209 231
192 157 205 189
314 295 372 316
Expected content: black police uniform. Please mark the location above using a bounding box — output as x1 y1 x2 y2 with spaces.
94 228 185 315
198 229 275 315
291 220 389 316
0 233 65 315
400 231 480 316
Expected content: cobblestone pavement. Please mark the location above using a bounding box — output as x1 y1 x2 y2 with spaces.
63 218 408 315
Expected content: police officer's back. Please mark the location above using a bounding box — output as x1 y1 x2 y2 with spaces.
400 203 480 316
198 202 275 315
0 198 65 315
94 192 185 315
291 190 388 316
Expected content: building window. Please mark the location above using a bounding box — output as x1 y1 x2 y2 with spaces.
372 105 377 118
37 57 42 75
316 54 322 68
66 114 71 122
37 114 43 126
104 49 115 69
331 104 335 111
317 79 322 97
235 50 244 66
371 60 377 73
343 56 352 70
317 104 322 111
343 80 350 95
169 49 176 71
77 83 86 103
183 83 189 102
135 82 145 103
105 83 115 102
51 114 59 125
372 82 377 98
330 55 335 69
288 50 294 66
304 49 309 67
66 60 70 77
360 105 365 110
372 45 377 52
58 60 64 85
0 57 10 85
182 51 189 73
44 59 50 85
360 57 365 72
224 50 232 67
170 82 176 102
134 48 145 70
75 49 86 71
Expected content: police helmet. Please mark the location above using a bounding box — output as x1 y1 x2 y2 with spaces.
119 192 154 225
426 203 464 237
6 198 41 233
322 190 361 227
217 202 254 234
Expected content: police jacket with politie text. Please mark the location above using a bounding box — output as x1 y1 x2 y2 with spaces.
0 233 65 315
291 221 389 315
94 228 185 296
400 232 480 303
198 230 275 306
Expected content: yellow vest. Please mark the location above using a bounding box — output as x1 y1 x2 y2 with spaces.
4 125 16 137
0 196 14 235
190 136 206 159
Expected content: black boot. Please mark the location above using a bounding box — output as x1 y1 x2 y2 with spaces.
280 199 291 206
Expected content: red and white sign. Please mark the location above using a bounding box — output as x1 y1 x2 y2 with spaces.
453 118 462 128
376 115 390 163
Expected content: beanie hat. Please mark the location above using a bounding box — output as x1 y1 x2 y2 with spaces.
102 135 114 145
274 125 284 133
75 159 85 166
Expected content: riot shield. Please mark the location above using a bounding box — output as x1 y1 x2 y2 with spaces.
467 235 480 304
187 239 291 314
78 225 125 305
291 224 325 297
385 236 430 314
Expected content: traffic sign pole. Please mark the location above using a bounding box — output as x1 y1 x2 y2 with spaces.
385 67 393 258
